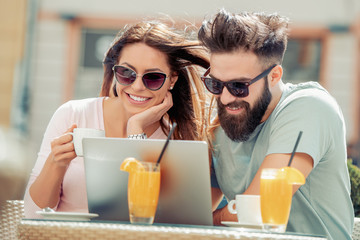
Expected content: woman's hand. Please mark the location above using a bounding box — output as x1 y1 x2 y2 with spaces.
48 124 77 168
127 91 173 135
29 124 78 208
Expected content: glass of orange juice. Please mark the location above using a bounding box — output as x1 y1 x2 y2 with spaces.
260 167 305 233
121 159 161 224
260 168 292 232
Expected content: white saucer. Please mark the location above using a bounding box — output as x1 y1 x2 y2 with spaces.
36 211 99 221
221 221 263 229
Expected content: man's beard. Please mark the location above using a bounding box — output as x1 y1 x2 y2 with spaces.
217 81 272 142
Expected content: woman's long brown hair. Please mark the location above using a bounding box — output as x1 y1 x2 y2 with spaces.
100 21 210 141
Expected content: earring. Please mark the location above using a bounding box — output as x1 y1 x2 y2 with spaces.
169 86 173 90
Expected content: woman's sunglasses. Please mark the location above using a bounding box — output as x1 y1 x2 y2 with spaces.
201 64 277 98
112 65 168 91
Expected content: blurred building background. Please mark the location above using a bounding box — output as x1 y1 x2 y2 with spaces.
1 0 360 201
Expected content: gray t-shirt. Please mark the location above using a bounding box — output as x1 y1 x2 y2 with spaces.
212 82 354 240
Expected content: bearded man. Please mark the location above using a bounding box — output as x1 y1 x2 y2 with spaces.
198 9 353 240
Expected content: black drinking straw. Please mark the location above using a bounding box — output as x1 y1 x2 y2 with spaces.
156 122 177 165
287 131 303 167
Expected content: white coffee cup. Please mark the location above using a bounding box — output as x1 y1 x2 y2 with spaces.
227 195 262 225
69 128 105 156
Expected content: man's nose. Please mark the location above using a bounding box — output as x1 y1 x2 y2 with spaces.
219 87 237 106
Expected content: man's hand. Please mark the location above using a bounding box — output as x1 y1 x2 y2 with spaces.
213 205 237 225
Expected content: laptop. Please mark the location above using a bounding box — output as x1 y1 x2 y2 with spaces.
82 137 213 226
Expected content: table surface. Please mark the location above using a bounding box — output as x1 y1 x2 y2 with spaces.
17 219 327 240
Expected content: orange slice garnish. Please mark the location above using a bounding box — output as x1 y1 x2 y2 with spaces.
120 157 145 172
279 167 306 185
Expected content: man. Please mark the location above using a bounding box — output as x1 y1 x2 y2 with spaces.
198 9 354 240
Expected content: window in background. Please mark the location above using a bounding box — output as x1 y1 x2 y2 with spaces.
282 39 322 83
75 28 118 99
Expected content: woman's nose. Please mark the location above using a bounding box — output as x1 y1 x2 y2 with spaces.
131 75 147 91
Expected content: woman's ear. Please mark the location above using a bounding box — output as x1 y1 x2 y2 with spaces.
169 74 178 90
268 65 283 87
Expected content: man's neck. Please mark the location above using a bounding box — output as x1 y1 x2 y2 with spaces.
261 81 284 123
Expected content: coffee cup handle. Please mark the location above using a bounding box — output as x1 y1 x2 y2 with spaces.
67 132 75 143
227 199 237 214
68 132 79 156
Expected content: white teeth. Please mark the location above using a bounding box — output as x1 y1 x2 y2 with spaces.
228 106 241 110
129 94 149 102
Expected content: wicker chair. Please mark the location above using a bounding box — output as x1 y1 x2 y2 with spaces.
353 217 360 240
0 200 25 240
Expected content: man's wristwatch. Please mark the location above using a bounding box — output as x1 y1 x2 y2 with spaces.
127 133 147 139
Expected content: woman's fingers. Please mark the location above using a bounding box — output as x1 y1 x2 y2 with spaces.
49 124 78 167
149 91 173 116
127 92 174 135
51 133 72 148
52 124 77 146
161 91 173 112
52 141 75 156
52 151 77 165
66 124 77 133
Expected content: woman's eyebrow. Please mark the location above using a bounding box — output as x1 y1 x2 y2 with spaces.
120 62 165 73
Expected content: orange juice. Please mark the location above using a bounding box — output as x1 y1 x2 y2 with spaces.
260 176 292 224
260 168 292 232
128 169 161 219
121 160 161 224
120 159 161 224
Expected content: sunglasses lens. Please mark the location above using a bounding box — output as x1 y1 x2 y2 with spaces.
142 73 166 90
227 82 248 97
114 66 136 85
204 78 223 95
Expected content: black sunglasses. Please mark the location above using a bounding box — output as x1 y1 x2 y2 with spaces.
112 65 168 91
201 64 277 98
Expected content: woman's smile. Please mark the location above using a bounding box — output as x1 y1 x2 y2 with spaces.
126 93 151 104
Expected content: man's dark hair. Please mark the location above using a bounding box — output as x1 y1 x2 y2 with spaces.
198 9 289 66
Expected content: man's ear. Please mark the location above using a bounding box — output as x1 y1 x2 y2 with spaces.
268 65 283 87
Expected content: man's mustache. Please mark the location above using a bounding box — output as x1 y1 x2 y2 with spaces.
218 100 249 110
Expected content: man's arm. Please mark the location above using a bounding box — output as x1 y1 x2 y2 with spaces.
211 187 237 225
211 187 224 211
212 152 313 225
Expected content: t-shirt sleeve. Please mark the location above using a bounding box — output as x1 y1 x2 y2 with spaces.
210 154 220 188
266 89 344 167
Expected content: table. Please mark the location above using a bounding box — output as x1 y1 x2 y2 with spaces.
17 219 327 240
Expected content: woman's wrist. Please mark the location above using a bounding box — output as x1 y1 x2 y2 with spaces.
127 133 147 139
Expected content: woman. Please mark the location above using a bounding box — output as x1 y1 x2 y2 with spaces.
24 20 209 218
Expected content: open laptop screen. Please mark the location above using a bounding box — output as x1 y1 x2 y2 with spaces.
83 137 213 226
